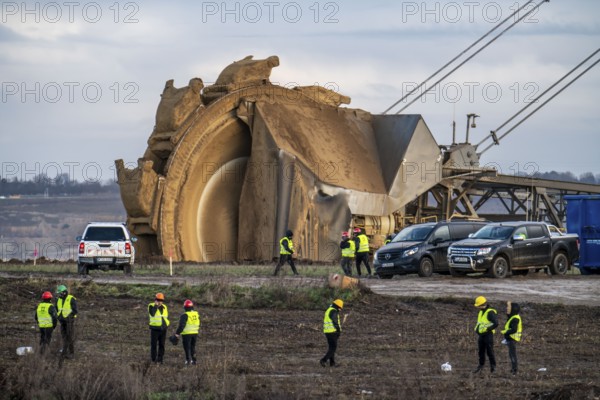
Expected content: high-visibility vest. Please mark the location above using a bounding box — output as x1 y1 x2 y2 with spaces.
280 237 294 255
148 303 170 327
502 315 522 342
37 303 53 328
342 240 355 258
357 234 369 253
384 239 391 245
182 311 200 335
475 307 497 334
57 295 76 319
323 307 340 333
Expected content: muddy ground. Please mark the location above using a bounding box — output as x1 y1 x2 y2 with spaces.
0 275 599 399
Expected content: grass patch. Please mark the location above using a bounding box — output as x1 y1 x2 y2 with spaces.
3 356 147 400
2 349 249 400
7 276 365 311
0 263 76 274
0 262 341 278
138 281 362 311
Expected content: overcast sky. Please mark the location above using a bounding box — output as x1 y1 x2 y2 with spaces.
1 0 598 184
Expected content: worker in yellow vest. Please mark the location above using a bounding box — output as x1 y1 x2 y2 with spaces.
148 292 170 364
353 228 372 277
35 291 57 354
273 229 298 276
175 299 200 365
501 302 522 375
473 296 498 373
340 231 355 275
384 230 398 245
56 284 78 359
320 299 343 367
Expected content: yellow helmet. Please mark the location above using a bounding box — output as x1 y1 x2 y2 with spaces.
474 296 487 307
333 299 344 309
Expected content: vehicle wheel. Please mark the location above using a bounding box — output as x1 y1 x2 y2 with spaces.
124 264 133 275
449 267 466 277
549 252 569 275
77 263 88 275
512 269 529 276
417 258 434 277
489 257 508 279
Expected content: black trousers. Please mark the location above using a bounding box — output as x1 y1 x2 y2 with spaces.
182 334 197 363
39 327 54 354
274 254 298 275
341 257 353 275
477 333 496 369
355 252 371 275
321 332 339 366
60 319 75 357
507 340 518 372
150 329 167 362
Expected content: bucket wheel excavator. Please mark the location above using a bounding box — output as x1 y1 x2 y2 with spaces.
116 55 475 262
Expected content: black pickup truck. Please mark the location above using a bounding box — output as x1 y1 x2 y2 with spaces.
447 221 579 278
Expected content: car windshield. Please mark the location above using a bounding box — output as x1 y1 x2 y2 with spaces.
472 225 514 240
392 225 434 242
84 227 126 241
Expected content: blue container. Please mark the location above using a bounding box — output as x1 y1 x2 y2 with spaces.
565 195 600 274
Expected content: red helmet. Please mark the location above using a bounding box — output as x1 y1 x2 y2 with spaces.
342 231 349 237
184 299 194 308
353 228 361 233
41 291 52 300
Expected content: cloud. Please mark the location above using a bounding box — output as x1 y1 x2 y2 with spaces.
0 0 599 179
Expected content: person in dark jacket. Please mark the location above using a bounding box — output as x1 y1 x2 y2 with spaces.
175 299 200 365
148 292 170 363
274 229 298 276
56 284 78 359
35 291 58 354
473 295 498 373
339 231 355 275
501 302 522 375
320 299 343 367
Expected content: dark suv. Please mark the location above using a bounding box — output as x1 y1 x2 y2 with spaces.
374 221 487 278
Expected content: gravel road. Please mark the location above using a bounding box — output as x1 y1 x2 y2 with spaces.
365 274 600 306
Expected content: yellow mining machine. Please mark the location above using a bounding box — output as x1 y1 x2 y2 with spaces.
116 3 600 263
115 55 474 262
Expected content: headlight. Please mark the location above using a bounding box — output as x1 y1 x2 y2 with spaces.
447 246 454 255
476 247 492 256
402 247 418 257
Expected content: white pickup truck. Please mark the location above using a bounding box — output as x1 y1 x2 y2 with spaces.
76 222 136 275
